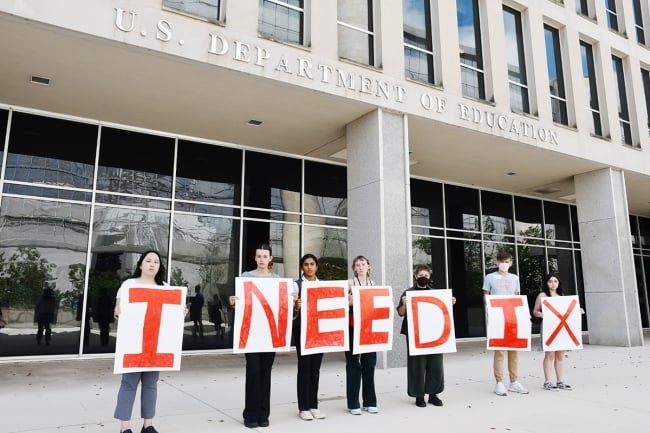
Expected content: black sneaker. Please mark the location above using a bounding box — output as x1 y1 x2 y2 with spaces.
556 381 572 390
258 419 270 427
141 427 158 433
428 395 443 406
243 420 258 428
415 397 426 407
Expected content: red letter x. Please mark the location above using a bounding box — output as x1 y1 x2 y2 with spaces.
543 298 579 346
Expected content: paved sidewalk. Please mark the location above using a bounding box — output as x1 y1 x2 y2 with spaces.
2 336 648 433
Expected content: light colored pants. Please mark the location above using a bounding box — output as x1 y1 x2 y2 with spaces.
114 371 159 421
493 350 518 383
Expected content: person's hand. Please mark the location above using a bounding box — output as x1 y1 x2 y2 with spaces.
229 295 238 306
295 298 302 311
348 292 353 306
113 307 120 320
183 307 189 316
451 296 457 305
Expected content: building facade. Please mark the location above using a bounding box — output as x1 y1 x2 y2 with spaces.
0 0 649 364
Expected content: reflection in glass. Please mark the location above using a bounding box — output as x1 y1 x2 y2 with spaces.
244 151 301 213
503 6 530 113
458 0 485 99
258 0 304 44
338 0 374 66
481 191 513 242
403 0 433 83
412 235 445 288
304 161 347 218
544 201 571 241
176 140 242 205
6 112 98 189
517 243 545 311
304 225 347 281
639 217 650 250
97 127 174 198
172 213 239 350
0 196 90 356
544 25 568 125
163 0 221 22
515 196 543 238
447 238 483 338
445 184 479 232
547 247 575 295
411 179 443 228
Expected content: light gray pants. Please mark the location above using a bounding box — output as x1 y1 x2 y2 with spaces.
114 371 159 421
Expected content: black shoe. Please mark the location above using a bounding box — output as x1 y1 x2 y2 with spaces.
244 420 258 428
428 394 443 406
258 419 270 427
121 430 133 433
415 397 426 407
141 427 158 433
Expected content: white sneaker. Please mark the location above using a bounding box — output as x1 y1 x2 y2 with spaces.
508 381 529 394
310 408 326 419
363 406 379 414
494 381 507 396
299 410 314 421
349 408 362 415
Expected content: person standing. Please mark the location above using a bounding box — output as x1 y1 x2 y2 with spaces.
230 243 281 429
292 253 327 421
189 284 204 338
397 264 455 407
113 250 185 433
533 273 583 391
345 255 378 415
482 251 529 396
35 286 57 346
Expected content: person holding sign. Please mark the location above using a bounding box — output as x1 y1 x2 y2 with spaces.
292 253 327 421
533 274 583 391
113 250 169 433
345 255 378 415
397 264 455 408
482 251 529 396
230 243 281 429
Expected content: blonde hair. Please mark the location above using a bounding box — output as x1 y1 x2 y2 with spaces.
351 255 371 278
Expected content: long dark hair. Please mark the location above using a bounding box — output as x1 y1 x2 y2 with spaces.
254 243 273 271
132 250 166 285
299 253 319 275
542 273 564 297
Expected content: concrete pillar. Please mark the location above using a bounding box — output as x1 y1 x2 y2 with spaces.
346 109 412 368
574 168 643 346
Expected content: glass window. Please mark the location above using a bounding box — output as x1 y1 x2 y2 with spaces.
175 140 242 206
242 220 293 277
547 247 576 294
0 196 91 356
630 215 640 250
633 0 646 44
612 55 633 146
576 0 590 16
481 191 514 242
570 205 580 243
517 243 546 320
412 235 445 286
97 127 174 198
5 112 98 189
544 201 572 242
503 6 530 114
641 68 650 137
303 225 348 280
411 179 444 228
606 0 619 31
304 161 347 219
444 184 479 233
640 216 650 251
243 151 301 218
457 0 486 99
338 0 375 66
403 0 434 84
0 108 7 164
581 41 602 136
258 0 304 45
544 25 568 125
172 213 239 350
163 0 221 22
515 196 543 239
638 256 650 327
447 238 484 337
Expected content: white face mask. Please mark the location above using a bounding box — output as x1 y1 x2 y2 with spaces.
498 262 510 273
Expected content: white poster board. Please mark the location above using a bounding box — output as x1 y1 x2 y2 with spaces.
300 280 350 355
113 284 187 374
405 289 456 355
541 295 583 351
232 277 294 353
485 295 531 351
351 285 394 355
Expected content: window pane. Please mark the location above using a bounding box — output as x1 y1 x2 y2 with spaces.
403 0 431 49
481 191 513 242
411 179 444 228
338 24 373 65
447 238 484 337
0 196 91 356
175 140 242 205
547 247 576 294
172 213 239 350
544 26 568 125
544 201 571 241
243 151 301 212
405 47 434 83
517 243 546 327
259 0 303 44
515 196 543 238
97 128 174 198
0 109 7 165
445 184 479 231
242 220 295 277
640 217 650 250
639 256 650 327
303 225 348 280
304 161 347 218
6 112 98 189
338 0 371 29
412 235 446 287
163 0 220 21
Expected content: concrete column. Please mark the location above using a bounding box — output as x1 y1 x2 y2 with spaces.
574 168 643 346
346 109 412 368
